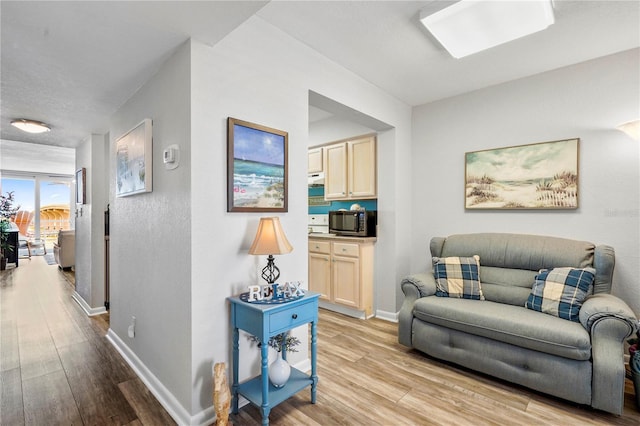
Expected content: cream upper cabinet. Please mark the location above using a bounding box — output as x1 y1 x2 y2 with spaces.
323 143 348 199
308 147 323 173
348 137 377 199
323 136 376 201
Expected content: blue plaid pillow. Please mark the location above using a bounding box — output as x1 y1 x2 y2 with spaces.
525 267 595 321
433 255 484 300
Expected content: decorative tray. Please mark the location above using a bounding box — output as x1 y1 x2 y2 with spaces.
239 292 304 304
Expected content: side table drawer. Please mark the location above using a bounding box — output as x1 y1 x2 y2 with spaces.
269 300 317 333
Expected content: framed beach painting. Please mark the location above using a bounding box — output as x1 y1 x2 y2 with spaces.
116 118 152 197
227 117 288 212
465 138 579 210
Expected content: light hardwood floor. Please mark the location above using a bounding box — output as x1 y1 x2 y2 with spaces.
231 312 640 425
2 257 639 425
0 257 175 426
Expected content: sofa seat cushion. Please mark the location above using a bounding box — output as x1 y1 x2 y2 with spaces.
412 297 591 361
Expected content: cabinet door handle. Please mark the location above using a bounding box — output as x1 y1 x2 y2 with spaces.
292 314 298 319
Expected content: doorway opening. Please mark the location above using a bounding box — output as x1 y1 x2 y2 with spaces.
1 173 74 256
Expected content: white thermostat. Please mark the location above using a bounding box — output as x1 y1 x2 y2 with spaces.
163 144 180 170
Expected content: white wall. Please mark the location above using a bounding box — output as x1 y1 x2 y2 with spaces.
190 15 412 420
309 116 377 146
75 134 108 312
109 40 193 414
412 48 640 315
107 15 412 424
75 137 91 307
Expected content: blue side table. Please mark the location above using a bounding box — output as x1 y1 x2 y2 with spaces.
228 291 320 426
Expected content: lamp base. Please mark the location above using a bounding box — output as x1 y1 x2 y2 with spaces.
261 255 280 284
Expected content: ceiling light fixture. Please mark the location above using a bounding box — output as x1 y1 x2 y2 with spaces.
10 118 51 134
420 0 555 59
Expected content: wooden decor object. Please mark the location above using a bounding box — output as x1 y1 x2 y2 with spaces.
213 362 231 426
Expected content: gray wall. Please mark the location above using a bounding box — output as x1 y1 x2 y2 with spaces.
109 41 192 412
411 48 640 315
75 133 108 311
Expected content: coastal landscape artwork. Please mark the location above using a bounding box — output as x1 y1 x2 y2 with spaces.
116 118 152 197
227 117 288 212
465 138 579 209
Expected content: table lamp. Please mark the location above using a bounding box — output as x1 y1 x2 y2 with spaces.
249 217 293 284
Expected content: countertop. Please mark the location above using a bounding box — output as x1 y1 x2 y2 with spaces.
308 233 377 243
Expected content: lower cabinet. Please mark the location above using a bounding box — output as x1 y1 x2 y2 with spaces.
308 237 375 318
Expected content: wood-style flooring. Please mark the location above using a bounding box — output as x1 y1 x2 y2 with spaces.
0 257 174 426
2 257 639 425
231 310 640 424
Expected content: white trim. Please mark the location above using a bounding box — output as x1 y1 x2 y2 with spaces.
106 329 194 425
188 406 216 426
106 329 315 426
72 292 107 316
318 300 366 319
294 358 312 374
375 309 398 323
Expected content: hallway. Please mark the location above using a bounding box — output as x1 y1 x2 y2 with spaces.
0 257 175 425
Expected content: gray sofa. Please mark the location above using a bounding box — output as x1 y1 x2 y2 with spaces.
399 233 638 415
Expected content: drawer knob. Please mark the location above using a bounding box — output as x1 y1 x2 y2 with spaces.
292 314 298 319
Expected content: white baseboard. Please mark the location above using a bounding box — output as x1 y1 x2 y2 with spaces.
318 301 366 319
375 309 398 323
318 301 398 323
72 292 107 316
106 329 315 425
106 329 197 425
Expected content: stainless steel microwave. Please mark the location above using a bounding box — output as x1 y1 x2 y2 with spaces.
329 210 376 237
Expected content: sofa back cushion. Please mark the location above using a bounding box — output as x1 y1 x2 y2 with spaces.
58 230 75 245
430 233 609 306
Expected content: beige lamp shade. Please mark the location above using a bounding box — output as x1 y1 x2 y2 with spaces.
248 217 293 255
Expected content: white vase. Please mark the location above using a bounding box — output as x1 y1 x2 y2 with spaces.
268 352 291 388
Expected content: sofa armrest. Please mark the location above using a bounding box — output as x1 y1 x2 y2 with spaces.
402 273 437 299
579 293 637 333
398 273 437 347
579 293 638 415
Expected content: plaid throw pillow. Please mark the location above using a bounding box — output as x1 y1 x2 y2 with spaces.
433 255 484 300
525 267 595 321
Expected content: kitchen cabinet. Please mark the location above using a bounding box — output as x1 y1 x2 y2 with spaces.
323 136 376 200
308 240 331 300
308 236 375 318
307 147 323 173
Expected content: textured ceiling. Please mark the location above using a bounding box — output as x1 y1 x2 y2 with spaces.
1 1 638 150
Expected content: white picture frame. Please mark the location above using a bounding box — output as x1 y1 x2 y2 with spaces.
116 118 153 197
